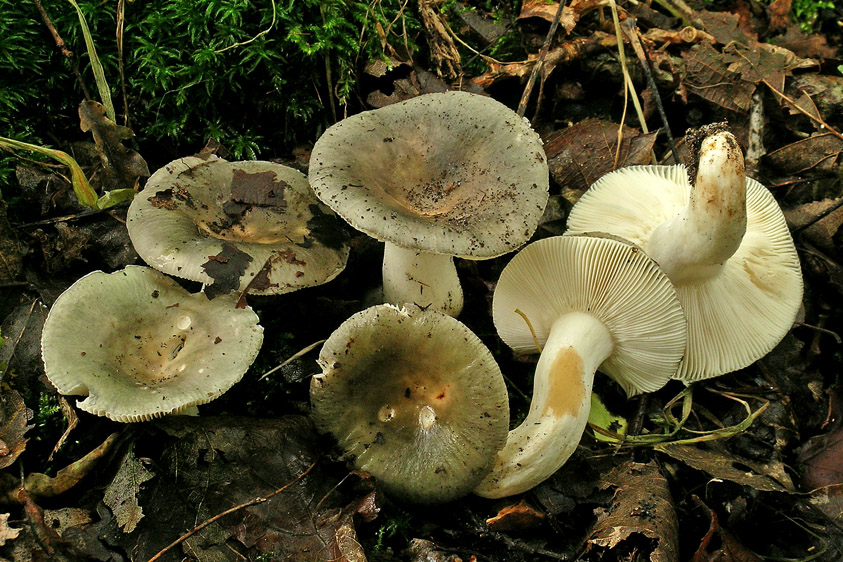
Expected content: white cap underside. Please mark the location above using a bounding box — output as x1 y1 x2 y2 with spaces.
492 236 686 395
566 165 803 380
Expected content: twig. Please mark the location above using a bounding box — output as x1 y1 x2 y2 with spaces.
764 80 843 142
32 0 92 100
794 321 842 344
259 339 326 381
146 461 318 562
621 18 679 164
517 0 568 118
792 197 843 234
214 0 277 54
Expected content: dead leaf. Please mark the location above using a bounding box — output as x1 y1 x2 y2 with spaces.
765 133 843 175
691 496 762 562
0 389 32 470
230 168 289 207
78 100 149 189
0 513 21 546
682 43 755 114
201 242 254 300
486 499 546 531
656 443 793 493
518 0 580 34
0 200 23 283
542 119 657 202
807 483 843 527
799 388 843 489
784 198 843 252
103 445 155 533
768 0 792 31
699 10 758 45
116 416 377 562
587 460 678 562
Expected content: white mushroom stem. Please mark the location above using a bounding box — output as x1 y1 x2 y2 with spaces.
381 242 464 317
646 132 747 285
475 311 614 498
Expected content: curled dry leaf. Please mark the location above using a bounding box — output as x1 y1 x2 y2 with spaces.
0 389 32 470
78 100 149 189
588 460 678 562
656 442 794 493
542 118 657 202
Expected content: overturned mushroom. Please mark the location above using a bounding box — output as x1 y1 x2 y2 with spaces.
41 266 263 422
308 91 549 316
311 304 509 503
474 235 686 498
127 155 349 297
565 131 803 381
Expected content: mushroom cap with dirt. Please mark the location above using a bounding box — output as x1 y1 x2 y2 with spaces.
127 155 349 297
310 303 510 504
565 131 803 382
474 235 687 498
41 265 263 422
308 91 549 316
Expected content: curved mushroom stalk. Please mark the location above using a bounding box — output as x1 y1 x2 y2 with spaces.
382 243 463 316
647 132 747 285
475 312 613 498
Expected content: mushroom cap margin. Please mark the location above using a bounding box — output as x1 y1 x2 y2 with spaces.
310 303 510 504
492 235 687 396
308 91 549 259
41 265 263 422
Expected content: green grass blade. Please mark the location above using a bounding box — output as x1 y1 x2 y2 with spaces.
67 0 116 122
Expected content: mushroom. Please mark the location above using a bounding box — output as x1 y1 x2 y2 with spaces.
565 131 803 381
308 91 549 316
127 155 349 297
310 304 510 504
474 235 686 498
41 265 263 422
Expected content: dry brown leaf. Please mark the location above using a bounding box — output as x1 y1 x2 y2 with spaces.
691 496 762 562
0 513 21 546
486 499 546 531
656 443 794 493
682 43 755 114
0 200 23 283
0 389 32 470
699 10 758 45
587 461 678 562
784 198 843 252
768 0 793 31
103 445 155 534
518 0 579 34
543 119 657 202
765 133 843 175
78 100 149 189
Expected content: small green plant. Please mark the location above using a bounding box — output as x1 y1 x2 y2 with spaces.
371 508 412 555
792 0 835 31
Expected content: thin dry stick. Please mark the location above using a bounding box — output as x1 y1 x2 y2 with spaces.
622 18 680 164
516 0 568 118
32 0 92 100
146 461 318 562
116 0 133 133
764 80 843 142
792 197 843 234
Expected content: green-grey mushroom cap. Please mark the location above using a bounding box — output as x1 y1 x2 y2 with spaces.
310 304 510 504
41 266 263 422
308 91 549 258
127 155 349 296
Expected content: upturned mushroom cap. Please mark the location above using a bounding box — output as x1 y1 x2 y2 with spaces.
474 235 686 498
127 155 349 296
308 91 549 258
565 160 802 382
41 266 263 422
493 235 687 396
310 304 510 504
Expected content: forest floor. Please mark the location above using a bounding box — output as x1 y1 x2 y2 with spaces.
2 0 843 561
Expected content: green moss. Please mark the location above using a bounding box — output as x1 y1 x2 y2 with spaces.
0 0 418 182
